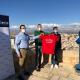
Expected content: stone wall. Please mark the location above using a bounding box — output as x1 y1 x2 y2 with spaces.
60 49 79 67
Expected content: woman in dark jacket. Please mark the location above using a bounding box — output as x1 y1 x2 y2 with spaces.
51 27 62 69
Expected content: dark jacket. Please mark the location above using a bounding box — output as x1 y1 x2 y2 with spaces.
52 32 61 50
34 30 44 46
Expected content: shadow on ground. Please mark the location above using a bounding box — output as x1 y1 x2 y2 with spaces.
5 48 64 80
12 48 36 80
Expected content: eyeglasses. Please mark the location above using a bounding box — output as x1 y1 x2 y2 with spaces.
21 28 26 29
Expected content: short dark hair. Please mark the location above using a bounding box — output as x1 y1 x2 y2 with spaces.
37 24 41 26
19 25 26 29
53 26 58 30
37 24 42 28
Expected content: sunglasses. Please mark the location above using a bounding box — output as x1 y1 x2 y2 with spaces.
21 28 26 29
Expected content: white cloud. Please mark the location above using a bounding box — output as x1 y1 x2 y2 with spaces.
10 22 80 31
66 22 80 25
10 25 18 28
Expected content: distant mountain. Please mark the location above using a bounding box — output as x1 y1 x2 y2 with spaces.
10 23 80 36
59 24 80 34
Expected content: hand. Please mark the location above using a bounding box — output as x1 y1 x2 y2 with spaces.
41 33 44 35
40 33 44 36
17 53 22 58
62 47 66 50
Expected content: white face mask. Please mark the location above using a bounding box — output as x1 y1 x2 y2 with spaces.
54 30 58 33
21 29 26 33
38 28 42 31
38 28 41 31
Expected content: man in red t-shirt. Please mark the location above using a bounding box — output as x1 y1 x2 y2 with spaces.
40 34 59 55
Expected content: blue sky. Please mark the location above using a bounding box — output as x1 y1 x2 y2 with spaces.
0 0 80 25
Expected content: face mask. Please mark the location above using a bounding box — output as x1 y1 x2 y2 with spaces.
54 30 58 33
38 28 41 31
21 29 26 33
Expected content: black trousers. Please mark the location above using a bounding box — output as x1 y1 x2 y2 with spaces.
35 45 42 67
51 49 60 65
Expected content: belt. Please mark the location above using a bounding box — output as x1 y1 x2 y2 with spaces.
20 48 29 50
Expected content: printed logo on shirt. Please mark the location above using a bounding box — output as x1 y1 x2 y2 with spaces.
45 39 53 43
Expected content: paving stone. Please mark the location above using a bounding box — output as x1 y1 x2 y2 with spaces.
32 70 50 79
51 69 60 76
58 69 70 78
28 76 47 80
60 71 69 78
50 76 59 80
6 48 80 80
67 74 80 80
59 77 68 80
40 67 52 73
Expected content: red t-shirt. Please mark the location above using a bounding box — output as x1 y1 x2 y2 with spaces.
40 34 59 54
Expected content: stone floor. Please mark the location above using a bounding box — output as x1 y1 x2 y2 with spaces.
5 63 80 80
5 49 80 80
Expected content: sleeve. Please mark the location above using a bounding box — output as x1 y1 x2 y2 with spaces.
33 35 40 40
75 36 79 42
76 37 80 44
28 35 30 40
15 35 20 55
30 35 40 40
58 34 62 48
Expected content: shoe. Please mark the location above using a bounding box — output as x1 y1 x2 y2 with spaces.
51 64 53 69
36 68 41 72
35 66 38 69
24 71 31 76
38 65 44 68
54 64 59 69
35 65 41 71
18 74 26 80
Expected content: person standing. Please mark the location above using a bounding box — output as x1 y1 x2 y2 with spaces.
15 25 30 80
34 24 44 71
51 27 62 69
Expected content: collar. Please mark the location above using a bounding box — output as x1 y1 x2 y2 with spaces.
19 32 25 35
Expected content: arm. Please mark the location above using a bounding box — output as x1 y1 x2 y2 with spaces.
59 34 62 48
32 35 40 40
15 35 21 56
30 35 40 40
